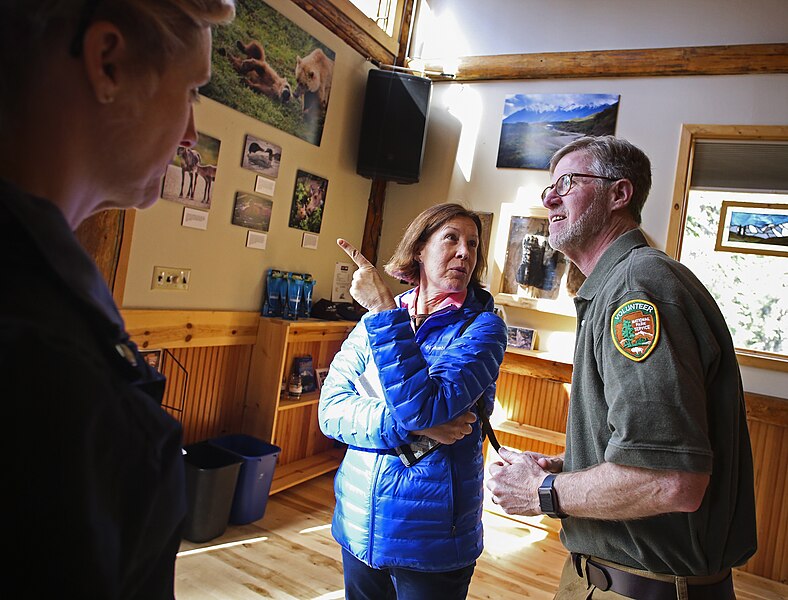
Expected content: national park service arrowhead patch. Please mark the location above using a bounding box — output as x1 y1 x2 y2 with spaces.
611 299 660 362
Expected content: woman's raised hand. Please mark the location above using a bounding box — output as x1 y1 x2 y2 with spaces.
337 239 396 313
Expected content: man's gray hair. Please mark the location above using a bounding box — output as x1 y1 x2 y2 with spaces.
549 135 652 224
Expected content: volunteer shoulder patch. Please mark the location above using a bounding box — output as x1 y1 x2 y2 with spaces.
610 299 660 361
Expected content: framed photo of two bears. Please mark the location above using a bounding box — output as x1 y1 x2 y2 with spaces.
201 0 336 146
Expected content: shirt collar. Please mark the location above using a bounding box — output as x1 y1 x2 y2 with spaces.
576 229 650 301
399 286 467 317
0 178 126 341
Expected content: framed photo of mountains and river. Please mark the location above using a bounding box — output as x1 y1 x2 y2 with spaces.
496 94 620 170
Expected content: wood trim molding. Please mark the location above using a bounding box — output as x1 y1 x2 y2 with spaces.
745 392 788 428
113 209 135 307
290 0 395 64
121 309 260 349
419 43 788 82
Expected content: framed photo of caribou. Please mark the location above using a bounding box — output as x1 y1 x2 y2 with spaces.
161 131 221 209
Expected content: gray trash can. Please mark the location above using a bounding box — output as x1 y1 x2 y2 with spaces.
182 441 243 543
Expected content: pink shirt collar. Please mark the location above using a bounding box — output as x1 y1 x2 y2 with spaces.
400 287 467 318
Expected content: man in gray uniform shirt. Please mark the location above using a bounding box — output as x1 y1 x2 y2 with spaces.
487 136 756 600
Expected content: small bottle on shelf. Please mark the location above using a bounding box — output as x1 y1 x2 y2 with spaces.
287 371 302 399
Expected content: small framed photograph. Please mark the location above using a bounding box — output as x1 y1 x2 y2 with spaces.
232 191 273 232
316 367 330 389
140 349 163 371
289 170 328 233
241 134 282 178
507 326 536 350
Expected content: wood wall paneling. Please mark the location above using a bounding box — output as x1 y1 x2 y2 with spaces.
159 344 253 445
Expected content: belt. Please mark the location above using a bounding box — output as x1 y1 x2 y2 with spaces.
570 553 734 600
348 445 397 455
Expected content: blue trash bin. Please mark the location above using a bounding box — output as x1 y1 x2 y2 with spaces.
210 435 281 525
182 441 243 543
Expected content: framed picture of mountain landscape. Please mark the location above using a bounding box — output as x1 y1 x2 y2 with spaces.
496 93 620 170
714 200 788 258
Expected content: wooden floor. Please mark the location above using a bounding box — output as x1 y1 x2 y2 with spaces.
175 472 787 600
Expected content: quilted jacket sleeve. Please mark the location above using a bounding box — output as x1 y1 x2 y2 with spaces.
365 307 507 431
318 320 413 449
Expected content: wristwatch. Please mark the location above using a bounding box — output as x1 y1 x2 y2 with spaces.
538 473 567 519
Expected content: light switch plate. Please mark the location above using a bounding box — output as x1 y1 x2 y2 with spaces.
152 266 190 290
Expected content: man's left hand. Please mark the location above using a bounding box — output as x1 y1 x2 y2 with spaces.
486 447 550 516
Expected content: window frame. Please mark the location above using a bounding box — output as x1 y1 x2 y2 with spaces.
666 123 788 372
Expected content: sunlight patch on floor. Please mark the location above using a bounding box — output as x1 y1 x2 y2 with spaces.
311 590 344 600
300 523 332 534
176 535 269 557
481 512 549 559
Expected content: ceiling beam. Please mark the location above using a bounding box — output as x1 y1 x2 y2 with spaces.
290 0 396 64
419 43 788 82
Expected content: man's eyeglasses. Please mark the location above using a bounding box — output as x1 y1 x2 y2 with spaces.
541 173 619 201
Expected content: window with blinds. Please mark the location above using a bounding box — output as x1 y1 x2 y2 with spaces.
690 140 788 193
679 138 787 362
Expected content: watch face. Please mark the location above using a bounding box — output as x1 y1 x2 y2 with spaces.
538 486 556 514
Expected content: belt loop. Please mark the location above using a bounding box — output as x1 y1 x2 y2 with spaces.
572 553 584 577
674 576 688 600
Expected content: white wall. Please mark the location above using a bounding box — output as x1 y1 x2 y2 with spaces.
379 0 788 396
412 0 788 57
123 0 374 311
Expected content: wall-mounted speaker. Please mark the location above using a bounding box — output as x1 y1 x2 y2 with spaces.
356 69 432 184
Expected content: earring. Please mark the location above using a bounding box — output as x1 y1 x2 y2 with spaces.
100 93 115 104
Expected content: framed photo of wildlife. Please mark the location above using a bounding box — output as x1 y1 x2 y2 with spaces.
200 0 336 146
495 208 584 317
161 132 221 209
232 191 273 232
241 134 282 178
289 170 328 233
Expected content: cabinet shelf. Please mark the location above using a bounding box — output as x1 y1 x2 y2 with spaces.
270 447 345 494
493 420 566 446
278 391 320 411
244 317 354 491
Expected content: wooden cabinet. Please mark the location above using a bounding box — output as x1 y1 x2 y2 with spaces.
243 317 356 494
491 349 573 455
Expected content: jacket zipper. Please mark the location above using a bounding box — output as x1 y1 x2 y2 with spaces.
367 454 383 561
448 444 458 537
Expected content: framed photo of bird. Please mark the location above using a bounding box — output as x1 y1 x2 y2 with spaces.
241 134 282 178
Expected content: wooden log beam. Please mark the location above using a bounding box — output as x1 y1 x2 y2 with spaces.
122 309 260 349
361 178 387 266
395 0 416 67
290 0 395 64
420 43 788 82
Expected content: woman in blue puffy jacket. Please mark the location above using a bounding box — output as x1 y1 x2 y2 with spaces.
319 203 507 599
